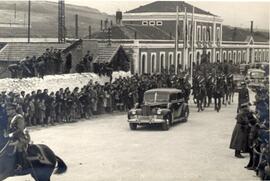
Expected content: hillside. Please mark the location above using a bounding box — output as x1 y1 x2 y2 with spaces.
0 1 112 38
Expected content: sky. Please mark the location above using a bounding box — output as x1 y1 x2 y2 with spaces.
10 0 270 30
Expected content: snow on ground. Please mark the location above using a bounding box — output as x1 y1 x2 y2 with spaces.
5 93 259 181
0 71 131 93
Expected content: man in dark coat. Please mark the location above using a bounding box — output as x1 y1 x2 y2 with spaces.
64 52 72 73
230 102 250 158
237 82 250 113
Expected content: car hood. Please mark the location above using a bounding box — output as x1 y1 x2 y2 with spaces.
144 102 168 107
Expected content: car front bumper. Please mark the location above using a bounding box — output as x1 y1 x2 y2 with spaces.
128 115 165 124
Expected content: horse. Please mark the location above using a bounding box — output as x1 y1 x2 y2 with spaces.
205 75 215 107
192 75 200 104
0 134 67 181
0 106 67 181
213 77 224 112
196 84 206 112
226 75 235 105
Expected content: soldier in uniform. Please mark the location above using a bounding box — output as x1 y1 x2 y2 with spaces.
9 108 30 171
237 82 250 113
230 102 251 158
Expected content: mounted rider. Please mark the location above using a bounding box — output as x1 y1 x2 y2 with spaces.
9 107 30 171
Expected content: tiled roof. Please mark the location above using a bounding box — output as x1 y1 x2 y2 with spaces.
222 25 269 42
92 24 269 43
0 43 69 62
94 44 121 63
126 1 216 16
91 25 171 40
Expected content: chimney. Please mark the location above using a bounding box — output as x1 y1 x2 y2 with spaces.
116 11 122 25
100 20 103 31
88 25 91 39
250 21 253 35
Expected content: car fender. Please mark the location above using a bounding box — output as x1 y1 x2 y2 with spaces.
160 109 172 119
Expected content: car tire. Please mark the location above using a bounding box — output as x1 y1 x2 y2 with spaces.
129 123 137 130
161 117 171 131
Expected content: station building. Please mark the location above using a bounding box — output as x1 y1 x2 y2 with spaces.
91 1 269 74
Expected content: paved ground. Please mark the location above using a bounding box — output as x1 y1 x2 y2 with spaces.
6 95 259 181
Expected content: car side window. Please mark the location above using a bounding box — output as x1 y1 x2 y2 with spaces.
170 94 177 101
177 92 184 102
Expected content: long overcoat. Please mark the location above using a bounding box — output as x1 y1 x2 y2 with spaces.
229 111 249 152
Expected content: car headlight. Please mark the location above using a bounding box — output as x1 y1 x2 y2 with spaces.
131 110 137 115
157 109 162 115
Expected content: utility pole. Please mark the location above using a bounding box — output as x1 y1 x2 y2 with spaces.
75 14 78 39
14 3 16 19
28 0 31 43
175 6 179 74
190 6 195 87
58 0 65 43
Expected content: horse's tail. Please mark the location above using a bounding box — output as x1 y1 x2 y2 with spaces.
54 155 67 175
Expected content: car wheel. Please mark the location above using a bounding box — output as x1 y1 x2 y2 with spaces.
129 123 137 130
161 117 170 131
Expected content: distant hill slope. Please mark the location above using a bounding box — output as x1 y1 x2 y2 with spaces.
0 1 112 38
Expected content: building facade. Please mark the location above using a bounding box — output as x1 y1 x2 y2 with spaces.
92 1 269 74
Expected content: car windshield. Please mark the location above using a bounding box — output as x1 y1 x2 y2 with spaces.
250 71 264 79
144 92 169 103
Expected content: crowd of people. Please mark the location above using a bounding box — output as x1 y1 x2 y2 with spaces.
230 85 270 180
7 44 131 80
0 72 191 127
8 48 64 79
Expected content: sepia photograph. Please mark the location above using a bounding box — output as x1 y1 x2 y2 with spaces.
0 0 269 180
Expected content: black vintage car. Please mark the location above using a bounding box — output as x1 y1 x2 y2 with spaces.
127 88 189 131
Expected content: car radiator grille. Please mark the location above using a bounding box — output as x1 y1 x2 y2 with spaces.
142 105 151 116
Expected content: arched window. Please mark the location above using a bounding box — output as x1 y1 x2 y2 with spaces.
176 52 182 72
141 54 146 74
216 27 220 42
209 27 212 42
189 53 192 67
177 53 181 65
169 53 173 65
238 51 241 64
197 26 201 41
228 51 232 62
216 52 220 62
168 53 174 71
160 53 165 72
258 51 261 62
233 52 236 64
223 51 227 62
255 51 257 62
151 54 156 73
196 52 200 65
242 51 246 63
207 52 211 63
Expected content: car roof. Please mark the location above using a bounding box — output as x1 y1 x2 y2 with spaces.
145 88 182 94
248 69 265 73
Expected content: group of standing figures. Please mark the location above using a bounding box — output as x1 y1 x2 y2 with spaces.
192 72 235 112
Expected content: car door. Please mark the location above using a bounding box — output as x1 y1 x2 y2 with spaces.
171 93 182 121
175 93 184 119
